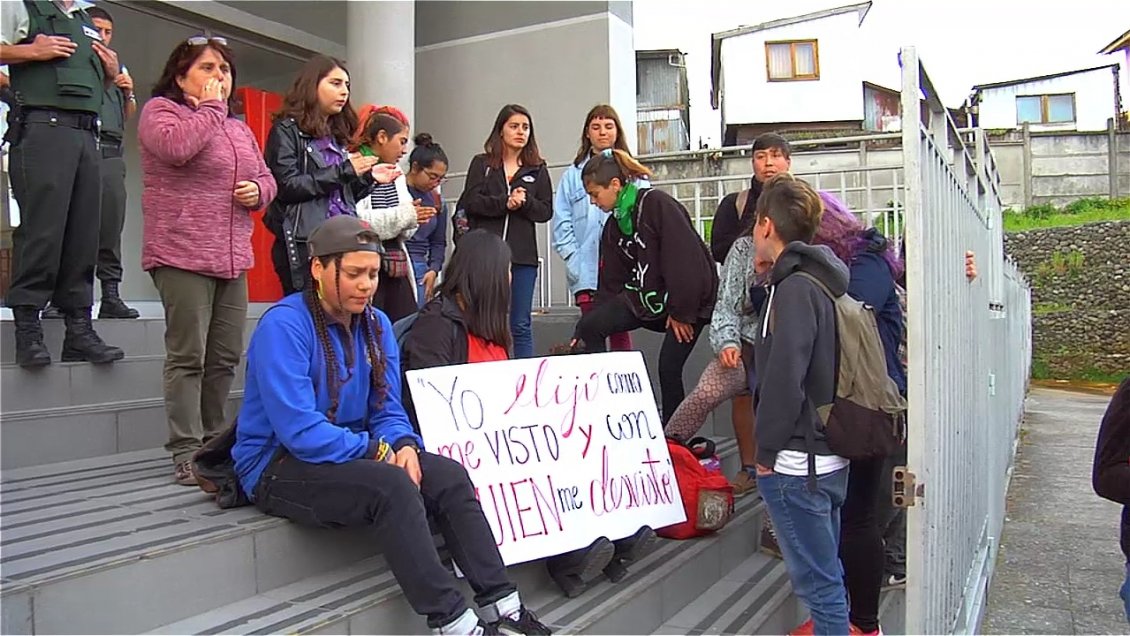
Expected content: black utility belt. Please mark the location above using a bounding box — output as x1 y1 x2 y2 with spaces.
22 109 100 131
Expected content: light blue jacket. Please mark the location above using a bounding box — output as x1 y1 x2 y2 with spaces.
552 156 650 296
552 158 604 296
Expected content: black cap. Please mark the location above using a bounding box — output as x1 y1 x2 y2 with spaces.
307 216 384 258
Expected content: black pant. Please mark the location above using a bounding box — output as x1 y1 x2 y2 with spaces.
254 451 514 628
838 456 884 633
374 274 417 323
574 297 705 423
878 442 907 577
6 117 101 309
96 152 126 283
271 236 308 295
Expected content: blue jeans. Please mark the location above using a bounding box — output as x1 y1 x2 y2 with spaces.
510 264 538 358
412 260 430 309
1121 562 1129 623
758 466 851 635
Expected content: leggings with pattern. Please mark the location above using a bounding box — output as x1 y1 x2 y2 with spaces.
664 355 748 441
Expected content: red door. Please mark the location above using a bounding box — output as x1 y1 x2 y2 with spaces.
238 87 285 303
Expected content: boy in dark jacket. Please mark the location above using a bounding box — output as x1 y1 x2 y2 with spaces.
710 132 793 264
751 174 851 635
1093 377 1130 622
571 149 718 424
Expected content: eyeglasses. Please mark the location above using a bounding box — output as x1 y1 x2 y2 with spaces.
186 35 228 47
423 169 448 184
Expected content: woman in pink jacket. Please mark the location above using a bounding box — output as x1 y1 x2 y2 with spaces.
138 37 278 485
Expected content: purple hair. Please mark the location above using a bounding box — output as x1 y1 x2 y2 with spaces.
813 191 903 278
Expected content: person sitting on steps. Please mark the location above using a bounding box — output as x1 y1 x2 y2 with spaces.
230 216 551 636
399 229 658 599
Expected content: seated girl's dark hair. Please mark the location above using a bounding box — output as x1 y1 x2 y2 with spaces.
409 133 448 170
581 149 652 187
436 230 513 351
303 254 388 421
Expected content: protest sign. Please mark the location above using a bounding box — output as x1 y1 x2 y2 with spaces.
406 351 686 566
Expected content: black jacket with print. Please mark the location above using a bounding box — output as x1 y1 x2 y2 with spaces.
457 153 553 266
597 187 718 324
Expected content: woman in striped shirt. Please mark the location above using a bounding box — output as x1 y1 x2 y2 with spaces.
349 105 423 322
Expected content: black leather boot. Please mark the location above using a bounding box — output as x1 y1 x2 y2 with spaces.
545 536 615 598
40 305 64 319
12 307 52 368
97 281 140 319
604 526 660 582
61 308 125 363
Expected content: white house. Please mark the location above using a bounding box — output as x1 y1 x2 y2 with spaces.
969 64 1123 132
710 1 874 145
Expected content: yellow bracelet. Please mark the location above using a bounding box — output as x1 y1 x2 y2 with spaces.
374 440 391 462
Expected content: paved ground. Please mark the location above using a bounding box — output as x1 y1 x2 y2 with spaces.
984 387 1128 635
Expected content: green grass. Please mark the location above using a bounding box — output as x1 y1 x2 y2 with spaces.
1032 301 1071 316
1004 197 1130 232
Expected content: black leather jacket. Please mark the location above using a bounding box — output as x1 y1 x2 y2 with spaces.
263 117 373 289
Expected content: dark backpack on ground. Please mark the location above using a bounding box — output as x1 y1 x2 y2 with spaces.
193 419 251 508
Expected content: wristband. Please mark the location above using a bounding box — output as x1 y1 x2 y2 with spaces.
373 439 392 462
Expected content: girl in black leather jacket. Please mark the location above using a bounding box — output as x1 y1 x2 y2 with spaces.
264 55 387 293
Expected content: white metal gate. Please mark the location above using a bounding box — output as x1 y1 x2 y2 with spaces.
900 47 1032 634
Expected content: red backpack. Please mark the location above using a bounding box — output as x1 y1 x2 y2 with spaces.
657 437 735 540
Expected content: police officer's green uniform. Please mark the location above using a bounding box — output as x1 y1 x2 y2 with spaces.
6 0 123 367
93 61 139 319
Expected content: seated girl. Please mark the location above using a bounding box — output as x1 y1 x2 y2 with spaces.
572 149 719 425
231 216 550 636
401 229 656 598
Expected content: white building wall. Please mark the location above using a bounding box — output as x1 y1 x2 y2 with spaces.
719 11 865 126
977 67 1119 132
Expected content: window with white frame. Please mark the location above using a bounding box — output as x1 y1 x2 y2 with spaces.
1016 94 1075 125
765 40 819 81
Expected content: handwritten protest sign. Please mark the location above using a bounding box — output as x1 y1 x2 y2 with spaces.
406 351 686 566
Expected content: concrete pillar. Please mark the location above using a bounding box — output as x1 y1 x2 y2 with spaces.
346 0 415 126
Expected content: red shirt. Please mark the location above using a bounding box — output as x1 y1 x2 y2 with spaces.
467 334 508 363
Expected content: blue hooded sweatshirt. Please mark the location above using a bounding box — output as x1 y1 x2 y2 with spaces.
847 228 907 395
232 293 424 500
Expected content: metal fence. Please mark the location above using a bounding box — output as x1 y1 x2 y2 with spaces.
900 47 1031 634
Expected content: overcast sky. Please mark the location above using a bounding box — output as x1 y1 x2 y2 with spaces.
634 0 1130 146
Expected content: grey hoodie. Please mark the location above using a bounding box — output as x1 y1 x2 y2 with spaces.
753 241 850 468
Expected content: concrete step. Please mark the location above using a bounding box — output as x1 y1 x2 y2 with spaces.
0 393 243 470
0 309 270 365
0 354 248 413
147 491 767 636
1 439 750 634
656 552 908 635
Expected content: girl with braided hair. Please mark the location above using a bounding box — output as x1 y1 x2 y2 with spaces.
232 216 551 636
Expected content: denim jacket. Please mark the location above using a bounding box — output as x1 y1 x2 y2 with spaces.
552 156 650 296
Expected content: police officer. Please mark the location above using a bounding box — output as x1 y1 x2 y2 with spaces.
0 0 124 367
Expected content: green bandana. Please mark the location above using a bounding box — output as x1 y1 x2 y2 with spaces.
359 145 375 158
613 182 640 236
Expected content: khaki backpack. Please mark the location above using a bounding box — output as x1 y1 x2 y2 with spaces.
782 272 908 460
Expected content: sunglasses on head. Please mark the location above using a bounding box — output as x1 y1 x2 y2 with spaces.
186 35 228 47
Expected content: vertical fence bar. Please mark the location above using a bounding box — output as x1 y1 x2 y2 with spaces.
901 47 928 634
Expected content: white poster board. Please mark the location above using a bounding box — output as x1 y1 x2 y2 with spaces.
406 351 686 566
